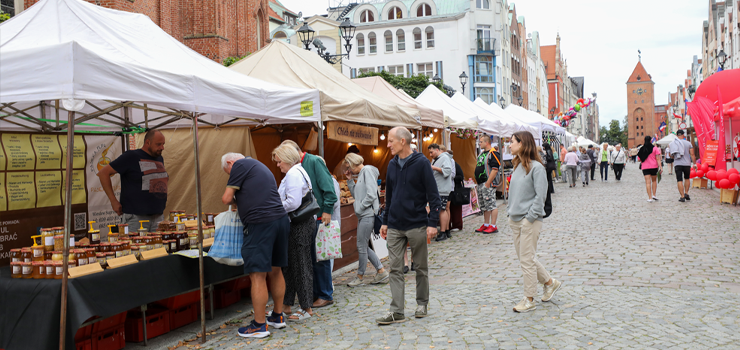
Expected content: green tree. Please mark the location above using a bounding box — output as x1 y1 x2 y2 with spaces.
222 53 250 67
599 119 628 145
357 70 446 98
0 11 11 22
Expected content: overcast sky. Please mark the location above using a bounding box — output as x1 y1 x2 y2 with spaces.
279 0 708 127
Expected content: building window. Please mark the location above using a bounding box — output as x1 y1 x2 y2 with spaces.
368 32 377 53
476 0 490 9
357 33 365 55
476 25 491 51
417 63 433 78
384 30 393 52
413 28 422 49
417 3 432 17
475 87 495 104
388 6 402 20
474 56 494 82
396 29 406 51
388 65 404 77
359 67 375 74
425 26 434 48
360 10 374 23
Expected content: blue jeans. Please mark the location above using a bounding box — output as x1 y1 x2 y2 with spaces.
312 220 333 301
600 161 609 180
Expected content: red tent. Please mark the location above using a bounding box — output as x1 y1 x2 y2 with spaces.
695 69 740 104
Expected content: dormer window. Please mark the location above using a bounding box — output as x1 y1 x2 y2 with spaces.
417 4 432 17
360 10 374 23
388 6 402 20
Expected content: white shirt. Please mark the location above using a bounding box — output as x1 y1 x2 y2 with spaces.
278 164 311 213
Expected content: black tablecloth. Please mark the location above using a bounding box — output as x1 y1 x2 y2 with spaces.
0 255 245 350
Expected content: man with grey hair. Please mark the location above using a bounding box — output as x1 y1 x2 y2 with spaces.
428 143 452 241
377 127 441 324
220 152 289 338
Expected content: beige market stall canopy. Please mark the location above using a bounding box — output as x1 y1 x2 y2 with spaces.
353 76 443 129
230 40 422 130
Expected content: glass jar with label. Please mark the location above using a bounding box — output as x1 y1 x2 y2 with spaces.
106 252 115 263
42 228 55 252
120 241 131 256
108 232 119 243
21 262 33 279
44 261 54 278
153 234 163 250
21 248 32 263
53 235 65 251
168 240 177 253
110 243 122 258
11 262 22 278
54 261 64 279
131 246 140 259
32 261 44 279
188 232 199 249
99 243 111 253
31 245 45 262
10 249 22 263
85 248 96 264
66 252 77 267
88 229 101 245
51 251 63 261
96 253 106 266
44 251 53 261
145 237 154 251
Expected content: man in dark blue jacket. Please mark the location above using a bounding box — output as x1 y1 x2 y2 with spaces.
377 127 441 325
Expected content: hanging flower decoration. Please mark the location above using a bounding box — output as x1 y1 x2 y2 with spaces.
452 128 481 139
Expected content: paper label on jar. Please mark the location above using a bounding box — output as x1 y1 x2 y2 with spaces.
33 249 43 257
124 226 129 234
78 259 87 266
24 258 32 263
70 237 75 247
89 257 97 264
180 238 187 246
12 266 20 275
171 242 177 251
116 251 123 258
208 215 213 222
46 266 54 275
12 257 19 262
38 266 45 275
56 266 63 275
155 243 162 249
92 233 100 241
22 266 32 275
45 236 54 246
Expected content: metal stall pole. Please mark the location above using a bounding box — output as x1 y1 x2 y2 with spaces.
191 113 207 344
730 118 735 170
318 122 324 157
59 111 75 350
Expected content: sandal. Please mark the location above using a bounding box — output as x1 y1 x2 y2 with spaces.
288 308 312 321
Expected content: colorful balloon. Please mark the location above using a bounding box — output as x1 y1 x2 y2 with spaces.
701 164 710 172
728 173 740 185
718 179 731 189
690 170 696 178
728 168 739 176
707 170 717 181
717 170 728 181
696 170 705 178
574 105 581 112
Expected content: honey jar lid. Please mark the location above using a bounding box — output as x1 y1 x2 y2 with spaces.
21 247 31 251
54 235 64 239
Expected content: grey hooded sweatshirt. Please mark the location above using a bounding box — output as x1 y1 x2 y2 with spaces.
346 165 380 218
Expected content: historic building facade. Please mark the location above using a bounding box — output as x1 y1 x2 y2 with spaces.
626 60 657 149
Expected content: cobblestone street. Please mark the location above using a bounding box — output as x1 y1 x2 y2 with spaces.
170 164 740 350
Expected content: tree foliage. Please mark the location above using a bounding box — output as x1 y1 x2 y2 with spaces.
222 53 250 67
357 70 446 98
599 119 628 145
0 11 11 22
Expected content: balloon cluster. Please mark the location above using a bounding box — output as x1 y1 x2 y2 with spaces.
554 98 595 127
690 164 740 189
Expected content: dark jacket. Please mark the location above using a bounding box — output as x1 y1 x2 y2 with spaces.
453 161 464 191
587 149 597 163
383 151 441 230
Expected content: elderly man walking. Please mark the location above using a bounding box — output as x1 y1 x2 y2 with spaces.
428 143 452 241
377 127 441 325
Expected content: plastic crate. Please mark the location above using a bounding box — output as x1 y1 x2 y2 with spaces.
76 339 92 350
154 290 200 310
124 307 170 343
92 312 127 333
91 325 125 350
213 287 241 309
75 323 92 342
168 302 198 330
218 276 251 292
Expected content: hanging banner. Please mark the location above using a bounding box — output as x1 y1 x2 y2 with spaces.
705 140 719 166
85 135 123 232
327 121 378 146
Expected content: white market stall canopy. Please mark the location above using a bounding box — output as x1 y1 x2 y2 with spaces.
504 105 565 135
473 98 539 138
230 40 421 129
451 93 517 137
655 134 677 146
353 76 444 129
0 0 321 132
576 137 599 147
415 85 478 130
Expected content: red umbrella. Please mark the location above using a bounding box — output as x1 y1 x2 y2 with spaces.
695 69 740 104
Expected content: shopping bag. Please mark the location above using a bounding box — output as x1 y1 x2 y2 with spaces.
209 209 244 266
316 220 342 261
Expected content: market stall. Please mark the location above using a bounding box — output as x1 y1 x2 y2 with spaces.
0 0 321 349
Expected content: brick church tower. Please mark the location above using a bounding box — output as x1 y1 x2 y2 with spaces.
626 60 656 149
22 0 269 64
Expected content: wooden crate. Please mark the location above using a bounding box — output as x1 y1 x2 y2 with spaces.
720 189 739 204
692 178 708 188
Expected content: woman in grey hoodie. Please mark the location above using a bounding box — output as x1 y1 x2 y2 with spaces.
507 131 561 313
578 146 592 187
344 153 389 287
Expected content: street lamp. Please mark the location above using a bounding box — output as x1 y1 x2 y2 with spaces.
432 74 441 83
688 84 696 98
459 72 468 94
297 22 315 50
499 96 506 108
338 17 356 55
517 96 523 106
717 49 728 70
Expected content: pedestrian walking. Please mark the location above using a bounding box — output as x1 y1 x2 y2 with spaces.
377 127 440 325
343 153 389 287
559 144 568 183
221 153 289 338
543 143 557 194
637 136 662 202
448 150 465 231
587 145 597 181
507 131 561 313
428 143 453 241
665 145 674 175
564 146 578 188
474 135 502 234
578 147 591 187
599 143 610 181
610 144 627 181
669 130 696 202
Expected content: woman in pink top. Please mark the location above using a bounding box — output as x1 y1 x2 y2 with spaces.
637 136 663 202
564 146 579 188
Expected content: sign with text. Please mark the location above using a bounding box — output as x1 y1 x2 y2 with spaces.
327 122 378 146
705 140 719 166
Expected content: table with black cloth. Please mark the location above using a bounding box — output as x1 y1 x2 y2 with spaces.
0 255 245 350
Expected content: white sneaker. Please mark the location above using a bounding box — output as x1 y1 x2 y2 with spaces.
513 297 536 313
652 196 659 201
647 198 654 202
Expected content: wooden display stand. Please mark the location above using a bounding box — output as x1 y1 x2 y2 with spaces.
107 255 138 269
69 263 104 278
692 178 708 188
203 237 214 248
140 247 168 261
720 189 739 204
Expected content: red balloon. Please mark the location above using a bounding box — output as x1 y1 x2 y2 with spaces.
729 173 740 185
707 170 717 181
701 163 710 172
694 69 740 105
696 170 705 178
690 170 697 178
718 179 731 189
728 168 739 176
717 170 728 181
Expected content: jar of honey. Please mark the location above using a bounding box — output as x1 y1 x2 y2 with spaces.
132 246 141 259
21 248 32 263
51 251 64 261
54 261 63 279
31 245 45 262
188 232 199 249
178 232 189 251
53 235 65 251
21 261 33 279
106 252 115 262
11 262 22 278
110 243 122 258
99 243 111 253
88 229 101 245
10 248 22 263
143 237 153 251
108 232 119 243
167 240 177 253
67 252 77 267
44 251 53 261
42 228 55 252
85 248 97 264
118 224 129 236
45 261 54 278
96 253 106 266
120 241 131 256
32 261 44 279
153 234 163 250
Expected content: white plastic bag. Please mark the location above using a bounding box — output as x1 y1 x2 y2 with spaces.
209 209 244 266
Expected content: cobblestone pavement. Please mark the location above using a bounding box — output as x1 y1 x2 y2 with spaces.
174 163 740 350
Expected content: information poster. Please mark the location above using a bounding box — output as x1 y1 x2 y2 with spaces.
36 171 62 208
6 172 36 210
59 135 86 169
62 170 86 205
0 173 6 212
705 140 719 166
85 136 122 231
2 134 35 170
31 135 62 169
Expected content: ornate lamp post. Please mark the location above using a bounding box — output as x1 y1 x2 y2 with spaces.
298 18 356 64
499 96 506 108
432 74 441 83
717 49 728 70
459 72 468 94
296 22 315 50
